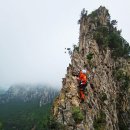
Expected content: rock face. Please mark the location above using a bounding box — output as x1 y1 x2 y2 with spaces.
52 6 130 130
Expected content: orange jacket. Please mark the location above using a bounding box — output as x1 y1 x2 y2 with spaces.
79 71 87 84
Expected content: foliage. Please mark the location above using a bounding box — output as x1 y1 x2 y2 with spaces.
113 69 130 91
108 33 130 57
118 112 128 130
100 93 107 102
88 7 109 19
113 69 124 80
86 53 94 67
93 20 130 57
80 8 87 17
87 53 94 61
78 8 87 24
46 115 66 130
93 111 106 130
88 10 98 18
119 124 128 130
0 99 52 130
73 44 79 52
0 122 3 130
111 20 117 26
72 106 84 123
93 26 109 48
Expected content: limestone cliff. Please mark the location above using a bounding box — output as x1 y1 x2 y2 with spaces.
52 6 130 130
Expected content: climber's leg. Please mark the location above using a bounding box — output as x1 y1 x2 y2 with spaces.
79 89 85 103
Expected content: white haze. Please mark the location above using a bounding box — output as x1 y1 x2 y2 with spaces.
0 0 130 89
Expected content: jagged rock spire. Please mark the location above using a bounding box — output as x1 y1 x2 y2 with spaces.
79 6 110 52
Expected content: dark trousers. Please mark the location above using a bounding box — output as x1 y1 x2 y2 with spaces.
78 83 87 100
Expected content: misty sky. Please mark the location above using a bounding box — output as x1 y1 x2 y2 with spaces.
0 0 130 88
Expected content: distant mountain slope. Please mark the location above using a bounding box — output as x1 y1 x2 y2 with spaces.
0 84 59 106
0 84 59 130
0 88 6 95
0 99 52 130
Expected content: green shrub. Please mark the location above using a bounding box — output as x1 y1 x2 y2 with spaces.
93 21 130 57
47 115 66 130
72 106 84 123
113 69 130 91
93 26 109 48
89 10 98 18
78 8 87 24
0 122 3 130
111 20 117 26
114 69 124 80
100 93 107 102
93 111 106 130
87 53 94 61
73 44 79 52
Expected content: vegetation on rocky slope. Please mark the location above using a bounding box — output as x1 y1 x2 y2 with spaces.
72 106 84 123
93 111 106 130
0 100 52 130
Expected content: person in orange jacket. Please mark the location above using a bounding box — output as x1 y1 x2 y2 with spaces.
77 69 87 103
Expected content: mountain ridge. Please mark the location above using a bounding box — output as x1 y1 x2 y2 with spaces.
52 6 130 130
0 84 59 106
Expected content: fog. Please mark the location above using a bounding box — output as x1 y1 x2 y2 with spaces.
0 0 130 89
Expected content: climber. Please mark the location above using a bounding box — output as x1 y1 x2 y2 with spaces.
77 69 88 103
